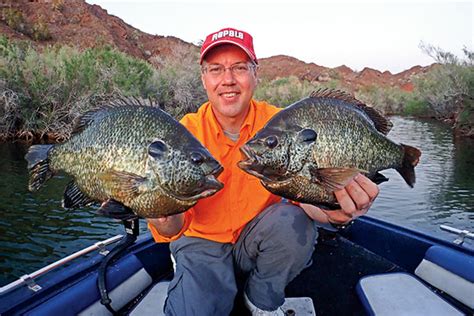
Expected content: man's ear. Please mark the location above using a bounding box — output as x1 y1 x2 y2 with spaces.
201 74 207 90
252 65 259 85
252 64 259 80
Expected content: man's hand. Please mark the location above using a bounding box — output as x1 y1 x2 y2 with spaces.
301 174 379 225
147 213 185 238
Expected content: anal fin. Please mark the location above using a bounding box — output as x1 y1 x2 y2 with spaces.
371 172 389 185
62 181 94 209
97 199 137 220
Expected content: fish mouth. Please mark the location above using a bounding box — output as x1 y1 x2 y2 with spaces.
172 165 224 202
238 145 266 180
238 145 287 182
177 175 223 201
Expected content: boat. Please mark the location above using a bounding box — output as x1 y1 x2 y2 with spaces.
0 216 473 315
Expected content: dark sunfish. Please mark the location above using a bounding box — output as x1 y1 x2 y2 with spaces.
239 89 421 208
25 98 223 218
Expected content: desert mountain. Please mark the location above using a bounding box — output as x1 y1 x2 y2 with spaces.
0 0 432 91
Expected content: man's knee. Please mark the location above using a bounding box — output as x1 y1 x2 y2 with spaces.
166 237 238 315
267 203 318 250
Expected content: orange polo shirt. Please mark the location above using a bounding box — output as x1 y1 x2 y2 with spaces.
148 99 282 243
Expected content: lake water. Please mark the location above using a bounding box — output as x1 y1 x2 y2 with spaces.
0 116 473 286
369 117 474 241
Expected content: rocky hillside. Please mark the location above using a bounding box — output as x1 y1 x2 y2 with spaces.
258 55 433 91
0 0 432 90
0 0 196 67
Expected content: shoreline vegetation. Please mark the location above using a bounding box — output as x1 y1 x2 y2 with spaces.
1 36 473 144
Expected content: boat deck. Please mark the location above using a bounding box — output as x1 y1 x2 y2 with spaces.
2 220 472 316
228 229 405 315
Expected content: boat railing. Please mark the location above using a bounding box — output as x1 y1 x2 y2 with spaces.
0 234 124 296
440 225 474 246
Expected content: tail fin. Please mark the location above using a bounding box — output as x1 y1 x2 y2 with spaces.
396 144 421 188
25 145 54 191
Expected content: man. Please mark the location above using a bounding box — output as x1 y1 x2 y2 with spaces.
148 27 379 316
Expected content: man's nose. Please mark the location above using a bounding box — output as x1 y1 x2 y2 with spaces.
221 67 236 84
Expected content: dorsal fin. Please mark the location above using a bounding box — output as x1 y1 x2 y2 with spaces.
309 88 393 135
71 96 159 135
310 88 362 104
107 96 157 108
71 105 112 135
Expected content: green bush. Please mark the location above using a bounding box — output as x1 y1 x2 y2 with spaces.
149 51 206 119
0 37 205 141
2 8 26 34
31 17 52 41
255 76 346 107
355 85 411 115
411 45 473 121
403 98 430 116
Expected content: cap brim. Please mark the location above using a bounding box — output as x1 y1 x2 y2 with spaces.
200 40 257 64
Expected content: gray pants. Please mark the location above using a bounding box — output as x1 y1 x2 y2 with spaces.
164 202 318 316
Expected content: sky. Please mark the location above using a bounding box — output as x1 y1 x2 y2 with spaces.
85 0 473 74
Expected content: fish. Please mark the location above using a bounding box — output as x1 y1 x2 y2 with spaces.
25 98 223 219
238 89 421 209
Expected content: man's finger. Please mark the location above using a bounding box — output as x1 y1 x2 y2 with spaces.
334 188 356 216
354 174 379 199
345 180 370 210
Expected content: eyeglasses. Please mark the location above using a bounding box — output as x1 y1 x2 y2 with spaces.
201 62 256 77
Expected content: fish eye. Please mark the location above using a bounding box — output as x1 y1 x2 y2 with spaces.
190 152 204 165
300 129 317 143
265 135 278 149
148 140 167 159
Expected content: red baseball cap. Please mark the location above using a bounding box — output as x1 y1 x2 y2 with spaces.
200 27 257 64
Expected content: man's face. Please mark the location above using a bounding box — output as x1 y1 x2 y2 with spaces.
201 44 258 123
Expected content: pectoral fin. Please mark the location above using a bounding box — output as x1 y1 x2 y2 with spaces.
62 181 94 209
98 170 149 200
309 167 362 191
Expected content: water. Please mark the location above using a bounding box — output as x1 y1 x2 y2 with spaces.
0 117 473 286
370 117 474 241
0 144 149 286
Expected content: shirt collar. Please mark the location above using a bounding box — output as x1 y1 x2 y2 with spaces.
204 99 258 139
